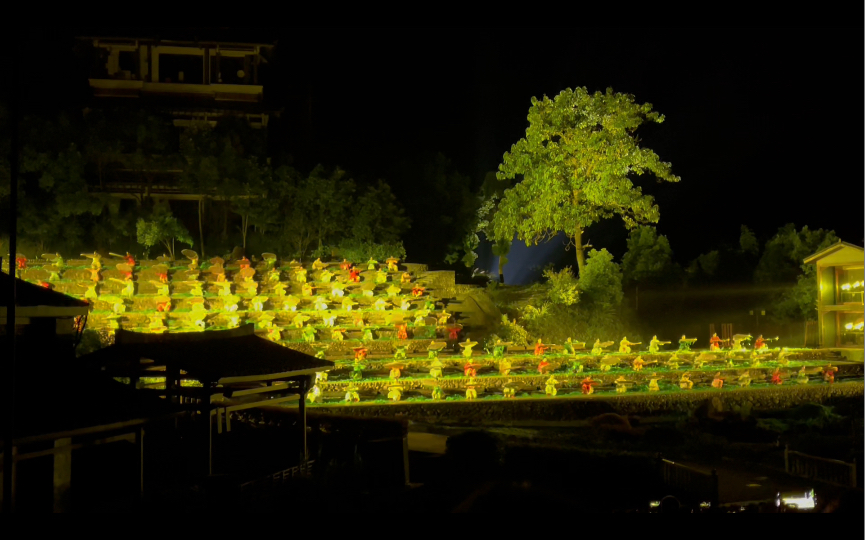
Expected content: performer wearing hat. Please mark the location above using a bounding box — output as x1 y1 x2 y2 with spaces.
581 376 599 395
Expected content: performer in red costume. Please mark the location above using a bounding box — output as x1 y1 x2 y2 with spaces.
771 368 783 385
534 339 549 356
754 335 767 350
709 333 723 351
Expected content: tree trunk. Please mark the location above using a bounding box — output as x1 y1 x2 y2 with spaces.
198 198 206 259
498 256 505 284
574 229 586 276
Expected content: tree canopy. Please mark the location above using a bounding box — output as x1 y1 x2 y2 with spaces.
494 87 680 275
621 225 676 286
754 224 838 284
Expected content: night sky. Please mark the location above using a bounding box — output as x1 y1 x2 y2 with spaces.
274 28 863 267
4 28 863 276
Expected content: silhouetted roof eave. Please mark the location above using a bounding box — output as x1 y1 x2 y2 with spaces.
0 272 89 317
83 325 333 384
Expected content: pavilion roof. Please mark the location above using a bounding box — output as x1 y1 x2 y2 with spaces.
0 271 89 318
83 324 332 384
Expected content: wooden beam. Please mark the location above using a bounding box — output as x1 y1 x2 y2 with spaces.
218 367 329 385
215 382 289 398
14 433 136 461
12 417 170 446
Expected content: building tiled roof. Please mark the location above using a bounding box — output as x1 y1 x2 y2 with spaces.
83 325 333 383
0 271 89 309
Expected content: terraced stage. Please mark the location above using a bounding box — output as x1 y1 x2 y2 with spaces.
6 253 862 414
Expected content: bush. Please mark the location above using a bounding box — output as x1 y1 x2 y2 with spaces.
498 315 530 346
323 240 407 263
543 266 580 306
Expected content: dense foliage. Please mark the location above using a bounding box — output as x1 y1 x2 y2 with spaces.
0 108 409 262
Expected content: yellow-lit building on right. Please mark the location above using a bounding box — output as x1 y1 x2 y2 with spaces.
804 241 864 349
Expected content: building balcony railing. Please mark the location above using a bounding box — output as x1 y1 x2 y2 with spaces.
88 79 263 102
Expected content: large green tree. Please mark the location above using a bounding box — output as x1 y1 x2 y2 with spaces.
494 87 680 276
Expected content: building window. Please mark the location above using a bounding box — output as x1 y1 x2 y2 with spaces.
839 312 864 347
159 54 204 84
211 55 252 85
118 51 137 79
838 266 864 305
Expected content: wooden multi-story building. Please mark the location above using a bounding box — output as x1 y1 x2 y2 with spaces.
77 33 276 129
804 241 864 351
73 32 280 204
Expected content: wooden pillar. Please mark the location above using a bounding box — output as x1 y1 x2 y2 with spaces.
53 437 72 513
402 435 411 486
166 367 179 404
298 376 308 462
204 48 210 85
201 381 212 477
0 447 17 511
151 47 159 83
136 428 145 501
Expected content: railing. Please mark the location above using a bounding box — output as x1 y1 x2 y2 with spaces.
785 447 857 488
659 457 719 506
239 460 315 503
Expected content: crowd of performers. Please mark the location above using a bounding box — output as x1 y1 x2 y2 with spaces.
308 331 842 404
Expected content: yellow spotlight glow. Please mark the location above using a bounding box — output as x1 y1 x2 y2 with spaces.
846 323 854 330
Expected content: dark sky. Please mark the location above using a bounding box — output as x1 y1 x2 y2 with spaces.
5 28 864 274
275 28 863 266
